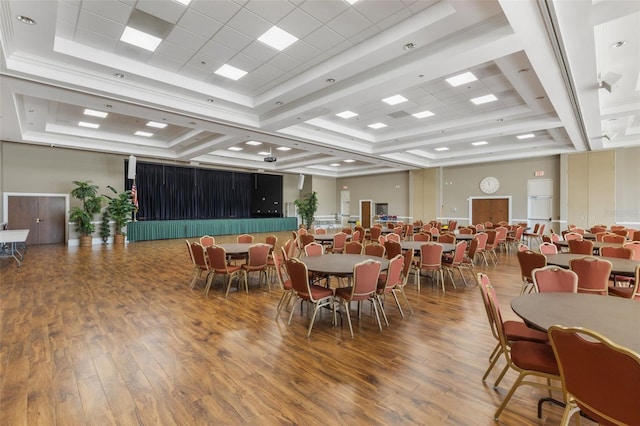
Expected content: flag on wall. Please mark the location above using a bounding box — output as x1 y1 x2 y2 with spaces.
131 183 138 209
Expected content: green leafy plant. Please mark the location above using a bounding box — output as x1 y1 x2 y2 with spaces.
69 180 104 237
104 185 135 236
99 210 110 242
294 191 318 229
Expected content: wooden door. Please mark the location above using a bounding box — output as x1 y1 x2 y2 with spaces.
8 196 66 245
359 200 372 229
471 198 509 225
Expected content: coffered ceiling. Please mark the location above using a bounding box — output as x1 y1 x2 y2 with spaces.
1 0 638 177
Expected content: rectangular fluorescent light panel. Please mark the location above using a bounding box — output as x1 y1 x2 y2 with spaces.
472 141 488 146
83 109 108 118
336 111 358 119
412 110 434 119
276 147 291 151
345 0 359 4
78 121 100 129
368 122 387 129
245 141 262 146
134 131 153 137
446 71 477 87
343 159 356 163
517 133 535 139
470 94 498 105
228 147 243 151
174 0 192 5
434 147 449 151
382 95 408 105
215 64 247 81
258 26 298 51
146 121 167 128
330 163 341 167
120 26 162 52
258 151 271 156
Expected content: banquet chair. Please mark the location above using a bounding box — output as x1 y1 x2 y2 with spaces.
345 241 364 254
241 243 271 292
383 240 402 260
623 241 640 260
538 242 558 255
421 223 432 233
188 241 211 290
563 232 583 241
304 242 324 257
569 256 612 295
595 232 610 242
476 273 549 388
517 243 529 252
368 226 382 243
523 223 540 246
532 266 578 293
299 233 316 250
403 224 414 241
199 235 215 247
273 248 294 318
417 243 444 292
375 254 404 326
573 227 585 235
286 258 336 338
484 221 493 229
438 233 456 244
484 279 561 420
458 227 473 234
600 246 633 287
460 237 479 277
590 226 607 234
494 226 509 254
516 250 547 294
442 240 468 287
377 235 387 246
476 223 485 232
484 230 498 265
335 259 382 338
392 226 403 241
327 232 347 254
353 229 364 244
386 232 401 243
548 325 640 426
229 233 255 264
206 245 243 298
413 232 431 242
429 227 440 239
602 234 626 244
506 226 525 252
608 265 640 299
567 239 593 255
265 234 278 282
314 227 327 234
363 243 385 258
391 248 414 317
612 228 630 238
473 232 489 266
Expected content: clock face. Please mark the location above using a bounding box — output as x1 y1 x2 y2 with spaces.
480 176 500 194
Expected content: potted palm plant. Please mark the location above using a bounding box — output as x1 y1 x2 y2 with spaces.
69 180 104 246
294 191 318 230
104 185 135 244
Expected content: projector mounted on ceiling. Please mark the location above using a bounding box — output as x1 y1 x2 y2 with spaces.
263 147 277 163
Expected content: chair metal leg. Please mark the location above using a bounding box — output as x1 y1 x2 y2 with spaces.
391 290 404 318
376 295 389 326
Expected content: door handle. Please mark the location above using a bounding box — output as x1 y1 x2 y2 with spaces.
36 218 44 223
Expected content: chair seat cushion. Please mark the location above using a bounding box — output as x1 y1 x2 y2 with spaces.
511 341 559 375
608 286 634 298
309 284 334 299
504 320 549 343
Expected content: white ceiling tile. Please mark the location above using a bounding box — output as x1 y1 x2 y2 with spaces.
251 64 283 82
77 10 125 40
75 27 119 52
325 39 353 57
190 0 242 23
228 53 263 73
245 0 296 24
198 40 237 63
240 41 280 63
184 53 220 70
326 8 372 39
147 54 185 73
56 20 75 40
212 26 254 51
409 0 438 14
118 0 136 6
303 26 345 52
226 8 272 39
180 63 213 80
57 1 80 25
154 40 196 63
267 53 302 71
299 0 349 23
207 74 237 88
353 0 405 24
282 40 321 63
278 8 323 39
177 9 223 39
376 8 412 31
349 26 382 46
165 27 208 51
81 0 133 25
135 0 186 25
114 42 154 62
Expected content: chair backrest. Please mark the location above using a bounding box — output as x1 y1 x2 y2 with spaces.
567 239 593 255
199 235 215 247
283 239 296 260
185 240 195 264
623 241 640 260
569 256 612 295
532 266 578 293
369 226 382 241
314 227 327 234
458 227 473 234
602 234 626 244
401 248 414 287
272 248 290 290
355 226 365 241
537 224 545 236
349 260 382 300
495 226 508 243
550 233 560 243
421 223 432 232
438 233 456 244
466 237 479 259
413 232 431 242
538 242 558 255
392 227 403 238
363 243 385 258
564 232 583 241
206 245 229 273
247 243 270 267
610 225 626 231
332 232 348 252
386 233 401 243
352 230 362 244
549 325 640 426
595 232 608 242
474 232 488 250
265 234 277 253
191 242 209 270
517 249 547 283
379 254 404 294
518 243 529 252
304 242 324 256
573 227 585 235
590 226 607 234
286 258 314 300
237 234 254 243
513 226 525 241
345 241 363 254
420 243 443 268
599 246 633 259
297 227 308 235
404 224 414 238
449 241 468 266
384 240 402 259
299 233 316 248
477 273 507 347
377 235 387 245
475 223 485 231
484 221 493 229
485 230 497 246
429 227 440 236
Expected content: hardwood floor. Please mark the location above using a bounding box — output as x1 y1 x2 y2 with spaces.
0 232 595 425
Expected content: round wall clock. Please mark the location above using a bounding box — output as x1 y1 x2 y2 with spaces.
480 176 500 194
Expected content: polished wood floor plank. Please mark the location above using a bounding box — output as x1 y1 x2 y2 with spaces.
0 232 600 425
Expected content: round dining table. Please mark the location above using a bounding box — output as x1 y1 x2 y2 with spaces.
400 241 456 253
216 243 266 254
511 293 640 353
313 233 351 242
300 254 388 275
544 253 639 277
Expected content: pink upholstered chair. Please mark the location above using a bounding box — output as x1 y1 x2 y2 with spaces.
327 232 347 254
199 235 215 247
602 234 626 244
413 232 431 242
442 241 468 287
608 265 640 299
206 245 243 298
383 240 402 260
304 242 324 257
375 254 404 326
386 232 401 243
344 241 363 254
623 241 640 260
563 232 583 241
569 256 612 296
538 242 558 255
516 250 547 294
363 243 385 258
417 243 444 292
273 248 294 318
241 243 271 292
532 266 578 293
567 239 593 255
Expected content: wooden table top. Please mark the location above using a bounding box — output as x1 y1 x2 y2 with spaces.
511 293 640 353
544 253 639 277
300 254 388 275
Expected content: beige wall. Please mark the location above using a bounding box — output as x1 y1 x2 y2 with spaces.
336 171 410 221
311 175 337 217
410 169 438 223
615 147 640 227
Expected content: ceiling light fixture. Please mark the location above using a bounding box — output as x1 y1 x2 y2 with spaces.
403 42 416 50
135 131 153 137
326 78 336 84
174 0 192 5
343 159 356 163
228 147 243 151
114 73 125 78
84 109 108 118
16 15 36 25
610 41 627 48
434 147 449 151
275 101 283 105
258 151 270 156
146 121 167 128
258 26 298 51
382 95 408 105
276 147 291 151
344 0 359 4
245 141 262 146
104 104 113 108
517 133 535 139
336 111 358 119
470 94 498 105
412 110 434 119
207 98 215 103
215 64 247 80
330 163 341 167
120 26 162 52
78 121 100 129
472 141 488 146
446 71 477 87
368 122 387 129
